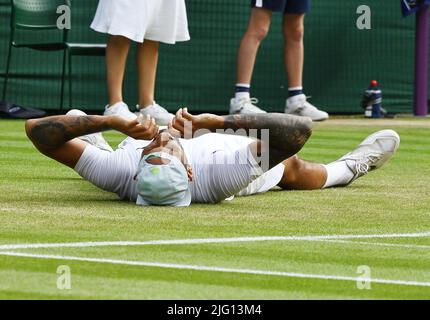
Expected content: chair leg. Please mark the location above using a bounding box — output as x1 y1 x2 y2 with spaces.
68 51 72 109
2 43 13 102
60 49 67 112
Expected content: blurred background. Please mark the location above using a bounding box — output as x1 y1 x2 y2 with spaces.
0 0 421 114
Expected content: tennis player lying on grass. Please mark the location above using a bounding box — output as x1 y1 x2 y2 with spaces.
25 109 400 206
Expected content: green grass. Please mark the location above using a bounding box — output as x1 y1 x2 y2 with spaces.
0 118 429 299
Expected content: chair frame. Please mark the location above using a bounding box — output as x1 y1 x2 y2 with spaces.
2 0 105 111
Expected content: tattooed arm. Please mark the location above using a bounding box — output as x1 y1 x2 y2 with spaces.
25 114 158 168
171 108 313 169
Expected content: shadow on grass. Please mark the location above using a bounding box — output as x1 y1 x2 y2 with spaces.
23 176 83 181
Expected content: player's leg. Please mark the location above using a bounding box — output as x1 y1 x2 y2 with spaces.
104 35 136 119
282 1 329 121
278 130 400 190
278 156 327 190
230 7 272 115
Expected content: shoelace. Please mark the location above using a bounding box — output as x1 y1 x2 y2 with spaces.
239 98 260 111
292 96 317 114
355 159 370 175
353 154 380 175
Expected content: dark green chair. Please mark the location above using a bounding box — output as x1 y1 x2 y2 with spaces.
2 0 106 111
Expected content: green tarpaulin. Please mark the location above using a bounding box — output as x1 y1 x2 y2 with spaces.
0 0 420 113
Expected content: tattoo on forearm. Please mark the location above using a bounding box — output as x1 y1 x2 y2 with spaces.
223 113 313 163
30 116 107 149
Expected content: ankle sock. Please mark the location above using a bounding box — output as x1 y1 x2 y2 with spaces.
288 86 303 98
235 83 251 100
322 161 355 188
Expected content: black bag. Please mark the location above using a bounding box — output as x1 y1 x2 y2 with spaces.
0 101 46 119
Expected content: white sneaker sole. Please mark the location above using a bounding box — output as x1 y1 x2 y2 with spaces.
359 129 400 154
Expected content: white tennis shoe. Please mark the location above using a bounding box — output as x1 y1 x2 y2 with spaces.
66 109 113 152
335 129 400 185
138 101 174 126
230 97 267 114
104 101 137 120
285 94 329 121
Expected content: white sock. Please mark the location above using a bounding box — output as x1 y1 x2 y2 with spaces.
235 83 251 100
288 86 303 91
235 91 250 100
322 161 355 188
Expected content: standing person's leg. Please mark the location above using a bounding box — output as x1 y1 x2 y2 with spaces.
283 14 305 92
135 0 190 126
283 0 329 121
136 40 159 108
136 39 174 126
104 35 137 120
106 36 131 106
236 8 272 88
230 7 272 115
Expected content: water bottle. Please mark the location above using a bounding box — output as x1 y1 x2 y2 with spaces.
362 80 382 118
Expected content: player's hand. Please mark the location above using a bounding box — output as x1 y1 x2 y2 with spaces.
170 108 220 138
111 115 159 140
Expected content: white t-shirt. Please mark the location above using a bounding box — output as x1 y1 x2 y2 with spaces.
75 133 284 204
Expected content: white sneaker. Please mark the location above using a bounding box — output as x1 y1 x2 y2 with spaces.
285 94 329 121
335 129 400 185
230 97 267 114
66 109 113 152
104 101 137 120
138 101 174 126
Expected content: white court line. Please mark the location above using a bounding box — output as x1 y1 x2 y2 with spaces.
0 251 429 288
0 232 429 251
321 239 430 250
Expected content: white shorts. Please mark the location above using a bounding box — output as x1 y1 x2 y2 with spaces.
90 0 190 44
236 163 285 197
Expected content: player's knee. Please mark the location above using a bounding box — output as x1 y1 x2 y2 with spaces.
288 155 301 167
278 156 302 189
